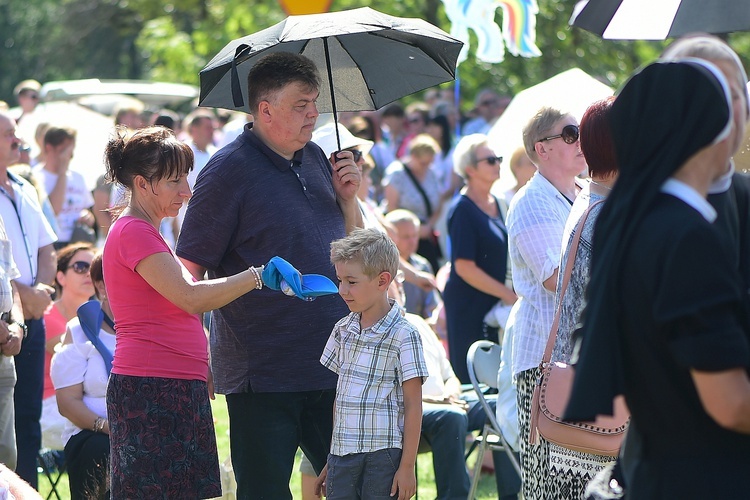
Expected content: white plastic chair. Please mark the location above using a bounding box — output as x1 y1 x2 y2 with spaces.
466 339 522 500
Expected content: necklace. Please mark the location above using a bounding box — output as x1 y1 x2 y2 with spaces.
590 180 612 191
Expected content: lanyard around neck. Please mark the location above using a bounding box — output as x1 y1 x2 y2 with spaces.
0 179 37 283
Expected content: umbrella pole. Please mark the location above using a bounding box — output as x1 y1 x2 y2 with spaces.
454 68 461 138
322 37 341 151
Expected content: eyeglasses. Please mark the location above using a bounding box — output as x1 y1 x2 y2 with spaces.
345 149 363 162
539 124 579 144
477 156 503 166
67 261 91 274
478 99 498 107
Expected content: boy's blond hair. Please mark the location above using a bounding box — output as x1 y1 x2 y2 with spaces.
330 228 399 280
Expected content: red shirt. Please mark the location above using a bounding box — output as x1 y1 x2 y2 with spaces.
43 305 67 399
103 216 207 381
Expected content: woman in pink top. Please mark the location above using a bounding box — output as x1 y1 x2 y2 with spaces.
41 242 95 452
102 127 266 499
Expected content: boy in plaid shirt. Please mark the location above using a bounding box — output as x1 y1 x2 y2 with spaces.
316 228 427 499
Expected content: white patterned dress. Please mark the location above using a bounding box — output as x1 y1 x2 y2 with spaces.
547 185 615 499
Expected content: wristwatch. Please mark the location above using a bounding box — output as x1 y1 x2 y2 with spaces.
11 321 28 339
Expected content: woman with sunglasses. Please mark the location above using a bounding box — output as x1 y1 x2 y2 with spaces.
443 134 517 384
504 107 586 499
50 250 113 499
537 97 619 499
40 242 95 454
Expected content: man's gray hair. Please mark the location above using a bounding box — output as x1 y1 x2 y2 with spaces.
522 107 568 164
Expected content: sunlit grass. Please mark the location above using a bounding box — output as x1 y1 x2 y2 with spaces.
40 394 500 499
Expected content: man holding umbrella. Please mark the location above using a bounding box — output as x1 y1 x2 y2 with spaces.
177 52 362 499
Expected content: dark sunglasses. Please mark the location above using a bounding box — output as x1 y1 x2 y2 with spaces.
539 124 579 144
345 149 363 162
477 156 503 166
67 261 91 274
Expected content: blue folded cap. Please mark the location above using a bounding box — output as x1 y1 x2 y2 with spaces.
77 300 114 374
261 256 338 301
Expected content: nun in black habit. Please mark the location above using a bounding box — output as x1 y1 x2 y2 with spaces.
565 59 750 499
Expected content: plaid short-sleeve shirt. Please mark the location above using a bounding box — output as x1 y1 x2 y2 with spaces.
321 301 428 456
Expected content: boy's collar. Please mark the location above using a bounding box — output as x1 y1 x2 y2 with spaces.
351 299 403 334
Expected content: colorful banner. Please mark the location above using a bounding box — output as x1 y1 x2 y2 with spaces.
442 0 542 64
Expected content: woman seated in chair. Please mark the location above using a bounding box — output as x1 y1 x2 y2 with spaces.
41 242 96 453
50 251 113 500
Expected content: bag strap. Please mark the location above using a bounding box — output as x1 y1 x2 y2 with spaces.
402 164 433 218
541 200 604 365
77 300 114 375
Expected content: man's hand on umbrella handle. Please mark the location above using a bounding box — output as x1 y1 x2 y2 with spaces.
332 150 356 173
331 150 361 201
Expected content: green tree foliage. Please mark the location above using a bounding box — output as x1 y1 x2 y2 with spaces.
1 0 748 111
0 0 145 102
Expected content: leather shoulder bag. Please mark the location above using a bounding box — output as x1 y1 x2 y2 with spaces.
529 200 629 456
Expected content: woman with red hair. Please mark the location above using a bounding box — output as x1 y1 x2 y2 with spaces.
538 97 619 499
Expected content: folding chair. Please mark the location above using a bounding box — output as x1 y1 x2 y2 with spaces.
466 340 522 500
37 448 66 500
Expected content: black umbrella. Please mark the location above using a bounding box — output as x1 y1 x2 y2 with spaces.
200 7 462 113
199 7 462 148
570 0 750 40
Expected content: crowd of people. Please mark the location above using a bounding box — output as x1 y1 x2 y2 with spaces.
0 31 749 500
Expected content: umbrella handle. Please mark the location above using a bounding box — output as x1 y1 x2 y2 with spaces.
322 37 341 151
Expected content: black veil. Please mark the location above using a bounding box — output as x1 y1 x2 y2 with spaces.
565 60 733 421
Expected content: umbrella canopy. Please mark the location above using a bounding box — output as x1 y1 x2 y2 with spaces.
486 68 613 192
570 0 750 40
199 7 463 115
